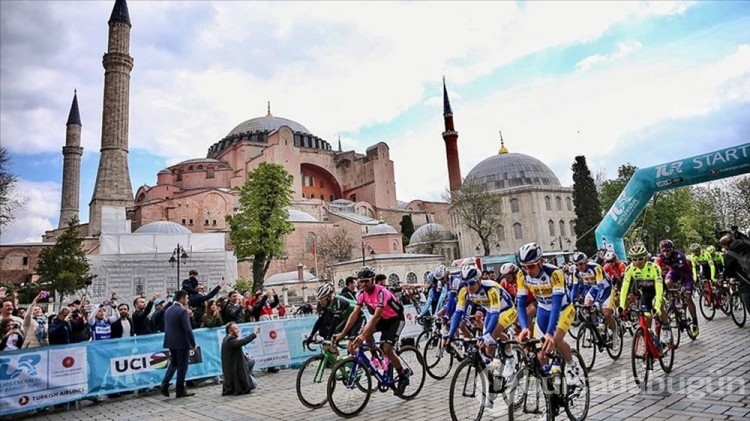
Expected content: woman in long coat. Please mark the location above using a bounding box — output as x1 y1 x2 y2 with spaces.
221 322 258 395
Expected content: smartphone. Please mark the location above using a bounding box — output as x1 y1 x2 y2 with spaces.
39 290 49 299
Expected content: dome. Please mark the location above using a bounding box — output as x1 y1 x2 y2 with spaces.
175 158 224 166
410 223 455 244
157 169 171 175
364 222 398 236
226 115 311 138
466 152 561 192
287 209 318 222
135 221 192 234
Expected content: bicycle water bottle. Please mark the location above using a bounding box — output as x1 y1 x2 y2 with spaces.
372 358 383 374
382 357 391 374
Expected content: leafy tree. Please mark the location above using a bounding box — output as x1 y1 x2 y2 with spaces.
233 277 254 294
35 217 96 306
411 225 446 255
445 177 504 256
399 215 415 251
227 163 294 291
316 227 355 280
0 146 23 230
571 155 602 255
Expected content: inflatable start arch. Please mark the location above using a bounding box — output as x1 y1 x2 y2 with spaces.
596 143 750 259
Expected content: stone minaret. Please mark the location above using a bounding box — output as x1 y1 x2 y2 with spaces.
442 77 461 192
89 0 134 236
59 91 83 228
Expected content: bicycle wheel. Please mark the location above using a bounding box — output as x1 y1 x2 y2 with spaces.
415 330 430 350
730 291 747 328
699 289 716 321
327 356 372 418
449 359 486 421
563 350 590 421
296 354 330 409
658 326 675 373
667 308 682 349
394 345 426 400
509 367 553 420
720 288 731 315
423 335 454 380
575 325 597 371
568 313 583 340
631 328 649 387
605 318 623 360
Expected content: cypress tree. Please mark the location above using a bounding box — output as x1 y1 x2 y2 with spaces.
571 155 602 255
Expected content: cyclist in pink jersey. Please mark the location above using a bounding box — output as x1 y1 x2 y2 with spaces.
334 266 409 395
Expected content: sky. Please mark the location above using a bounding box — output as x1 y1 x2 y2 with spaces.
1 0 749 244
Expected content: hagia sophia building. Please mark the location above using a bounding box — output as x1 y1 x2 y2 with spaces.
0 0 577 304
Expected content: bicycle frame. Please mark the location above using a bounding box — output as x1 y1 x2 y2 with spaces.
637 310 662 361
345 341 398 389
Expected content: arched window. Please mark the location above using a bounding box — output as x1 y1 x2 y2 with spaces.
510 198 520 213
497 225 506 242
406 272 418 284
570 220 576 234
548 220 555 236
566 197 573 211
320 194 324 200
545 196 552 211
301 193 306 198
513 223 523 240
329 194 334 202
555 196 562 211
388 273 401 286
559 220 566 236
392 240 399 251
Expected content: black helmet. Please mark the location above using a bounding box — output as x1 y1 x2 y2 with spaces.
357 266 376 280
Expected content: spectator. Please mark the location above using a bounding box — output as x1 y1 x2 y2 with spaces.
340 276 357 301
251 289 279 322
89 302 118 341
151 299 170 333
160 291 196 398
21 292 49 348
222 291 246 324
0 318 24 351
375 273 387 286
181 269 200 297
16 307 27 319
221 321 258 395
277 304 286 318
201 300 223 328
1 298 22 328
132 294 159 336
48 307 73 345
111 303 134 338
189 279 224 326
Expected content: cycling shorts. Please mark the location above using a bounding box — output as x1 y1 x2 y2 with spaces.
665 271 694 294
374 315 405 346
535 304 575 335
585 286 613 310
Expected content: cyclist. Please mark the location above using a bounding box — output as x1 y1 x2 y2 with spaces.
569 252 597 304
573 252 617 347
333 267 410 395
688 243 716 283
418 266 449 318
657 239 699 337
619 244 668 347
499 262 537 325
304 283 362 352
444 265 517 376
516 242 580 384
706 246 724 281
603 252 627 290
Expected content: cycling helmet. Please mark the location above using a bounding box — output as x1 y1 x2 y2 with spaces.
571 252 588 264
357 266 376 279
461 265 479 282
603 251 617 263
315 283 334 300
518 242 543 265
706 245 716 254
628 244 647 258
499 262 517 276
426 272 436 284
659 239 674 250
433 264 448 281
461 257 477 267
689 243 701 253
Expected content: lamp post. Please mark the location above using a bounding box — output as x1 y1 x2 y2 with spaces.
550 236 572 252
168 243 190 293
361 242 374 265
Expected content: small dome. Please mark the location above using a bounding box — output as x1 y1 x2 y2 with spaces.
287 209 318 222
157 169 171 175
330 199 354 206
135 221 192 234
410 223 454 244
364 222 398 236
227 115 311 138
176 158 224 166
466 152 561 193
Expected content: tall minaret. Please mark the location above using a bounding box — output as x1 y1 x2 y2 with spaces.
442 77 461 192
59 91 83 228
89 0 134 236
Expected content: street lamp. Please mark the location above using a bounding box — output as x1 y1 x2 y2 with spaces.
168 243 190 292
550 236 572 252
361 242 375 265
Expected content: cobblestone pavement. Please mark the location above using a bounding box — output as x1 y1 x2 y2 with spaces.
11 313 750 421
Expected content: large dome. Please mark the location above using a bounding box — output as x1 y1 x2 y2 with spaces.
466 152 561 192
226 115 311 137
135 221 192 234
410 223 455 244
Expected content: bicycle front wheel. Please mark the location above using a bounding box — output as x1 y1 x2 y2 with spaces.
575 325 597 371
667 308 682 349
296 354 330 409
658 326 675 373
423 335 454 380
730 291 747 328
509 367 553 420
564 350 590 421
395 345 426 400
448 359 486 421
327 356 372 418
631 328 649 387
605 318 623 360
699 289 716 321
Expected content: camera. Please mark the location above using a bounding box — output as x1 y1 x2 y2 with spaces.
102 300 114 307
39 290 49 299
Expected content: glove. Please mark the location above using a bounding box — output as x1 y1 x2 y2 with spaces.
593 302 601 310
654 307 662 317
479 333 496 346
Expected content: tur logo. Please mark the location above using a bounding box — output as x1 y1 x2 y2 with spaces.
0 355 41 380
655 161 684 178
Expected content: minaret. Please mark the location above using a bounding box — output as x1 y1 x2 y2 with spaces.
498 130 509 154
338 135 342 152
89 0 134 236
442 77 461 192
59 90 83 228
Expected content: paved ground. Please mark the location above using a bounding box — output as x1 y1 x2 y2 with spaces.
8 312 750 421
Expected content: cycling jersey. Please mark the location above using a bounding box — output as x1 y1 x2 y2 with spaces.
447 280 514 338
356 284 403 320
619 262 664 311
500 271 536 302
309 295 359 339
442 273 465 318
657 250 695 293
419 283 448 317
571 262 611 305
517 263 571 335
603 261 627 286
689 251 716 280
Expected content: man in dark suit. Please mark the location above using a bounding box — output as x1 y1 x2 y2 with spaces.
160 291 196 398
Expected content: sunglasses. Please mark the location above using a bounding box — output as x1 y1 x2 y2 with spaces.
466 279 478 286
357 278 372 283
521 263 537 269
632 257 646 262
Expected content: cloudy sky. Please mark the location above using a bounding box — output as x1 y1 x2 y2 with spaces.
1 0 749 244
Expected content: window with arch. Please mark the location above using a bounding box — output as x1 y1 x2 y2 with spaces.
548 220 555 236
497 225 506 242
197 165 203 170
555 196 562 210
510 198 520 213
301 193 306 198
329 194 334 202
406 272 418 284
392 240 399 251
320 194 324 200
566 197 573 211
545 196 552 211
570 220 576 234
188 165 194 171
513 222 523 240
559 220 566 236
387 273 401 286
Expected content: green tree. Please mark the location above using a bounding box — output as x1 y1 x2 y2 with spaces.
0 145 23 230
399 215 415 251
571 155 602 255
233 278 254 294
445 177 504 256
227 163 294 291
35 217 96 305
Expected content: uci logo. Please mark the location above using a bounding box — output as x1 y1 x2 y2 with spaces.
111 352 168 376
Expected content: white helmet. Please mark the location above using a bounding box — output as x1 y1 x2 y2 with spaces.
433 264 448 281
315 283 334 301
572 252 588 264
499 262 517 276
518 242 543 265
603 251 617 262
460 265 479 282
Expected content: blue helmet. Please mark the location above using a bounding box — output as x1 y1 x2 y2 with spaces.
433 264 448 281
427 272 436 284
572 252 587 264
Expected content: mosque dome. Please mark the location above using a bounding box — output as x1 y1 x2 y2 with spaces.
364 222 398 236
466 139 561 192
410 223 455 244
135 221 192 234
287 209 318 222
226 115 311 138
